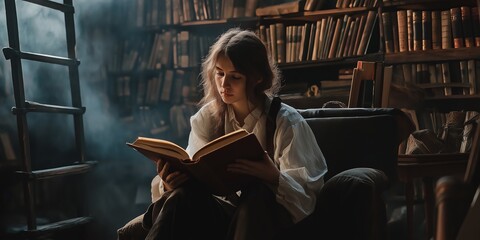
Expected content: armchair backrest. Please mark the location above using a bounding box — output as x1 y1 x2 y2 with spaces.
298 107 414 182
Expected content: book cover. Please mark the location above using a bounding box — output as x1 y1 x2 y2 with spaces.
381 11 394 53
127 129 265 196
397 10 408 52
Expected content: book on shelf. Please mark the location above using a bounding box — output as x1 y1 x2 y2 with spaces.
233 0 246 18
328 16 343 59
275 23 286 64
127 129 265 196
397 10 408 53
461 6 475 48
382 11 394 53
356 11 377 56
245 0 259 17
450 7 464 49
431 10 442 50
255 0 305 16
472 7 480 47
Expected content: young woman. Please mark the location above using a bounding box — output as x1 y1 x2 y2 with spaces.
144 28 327 240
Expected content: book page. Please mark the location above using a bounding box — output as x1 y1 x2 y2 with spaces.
130 137 189 160
192 129 249 161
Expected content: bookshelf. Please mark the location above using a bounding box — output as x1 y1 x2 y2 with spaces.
106 0 384 143
379 1 480 239
379 0 480 133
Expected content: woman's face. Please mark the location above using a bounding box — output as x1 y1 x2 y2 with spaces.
214 54 248 106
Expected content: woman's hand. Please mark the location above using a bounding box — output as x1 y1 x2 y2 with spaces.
156 159 189 191
227 151 280 186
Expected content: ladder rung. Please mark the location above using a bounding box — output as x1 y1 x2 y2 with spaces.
22 0 74 13
16 161 97 180
12 101 86 115
2 47 80 66
4 216 92 238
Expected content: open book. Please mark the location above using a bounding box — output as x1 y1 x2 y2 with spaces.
127 129 265 196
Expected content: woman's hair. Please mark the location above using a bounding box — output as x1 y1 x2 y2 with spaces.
199 28 282 130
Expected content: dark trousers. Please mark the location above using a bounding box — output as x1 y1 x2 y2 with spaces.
143 181 293 240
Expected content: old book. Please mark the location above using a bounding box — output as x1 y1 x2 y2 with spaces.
233 0 246 18
412 10 422 51
461 6 474 48
268 24 277 63
299 22 311 61
127 129 264 196
245 0 259 17
328 17 343 58
336 15 352 57
397 10 408 52
222 0 235 19
441 10 453 49
431 10 441 49
320 17 333 59
353 14 366 56
306 20 317 60
422 10 432 50
450 7 465 49
311 20 322 60
275 22 286 63
342 19 355 56
357 11 377 55
472 7 480 47
390 10 399 53
255 0 305 16
381 11 394 53
407 9 414 51
467 60 477 95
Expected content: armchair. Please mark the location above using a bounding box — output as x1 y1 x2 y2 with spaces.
275 107 414 240
117 107 415 240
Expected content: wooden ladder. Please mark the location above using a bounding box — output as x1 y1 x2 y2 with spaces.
2 0 96 239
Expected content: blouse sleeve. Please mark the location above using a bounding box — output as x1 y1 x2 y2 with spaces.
273 106 328 223
150 105 212 202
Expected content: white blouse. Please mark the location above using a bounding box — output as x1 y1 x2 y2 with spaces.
151 98 328 223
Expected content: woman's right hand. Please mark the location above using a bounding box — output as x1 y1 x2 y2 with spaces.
156 159 189 191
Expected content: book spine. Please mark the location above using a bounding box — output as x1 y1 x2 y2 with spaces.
450 7 465 49
275 23 286 64
431 10 442 50
422 10 432 51
461 6 474 48
412 11 422 51
472 7 480 47
397 10 408 53
382 11 394 53
441 10 452 49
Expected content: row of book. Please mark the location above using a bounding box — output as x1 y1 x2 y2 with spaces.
381 6 480 54
335 0 379 8
113 68 200 108
109 30 216 72
258 10 377 63
132 0 260 27
389 60 480 97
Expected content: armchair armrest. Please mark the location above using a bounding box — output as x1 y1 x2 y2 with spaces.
277 168 389 240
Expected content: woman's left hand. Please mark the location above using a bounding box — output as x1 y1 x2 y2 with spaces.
227 151 280 186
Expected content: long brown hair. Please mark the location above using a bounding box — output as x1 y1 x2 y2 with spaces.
199 28 281 131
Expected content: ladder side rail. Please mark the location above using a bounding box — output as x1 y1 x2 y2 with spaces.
64 0 86 163
4 0 37 231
